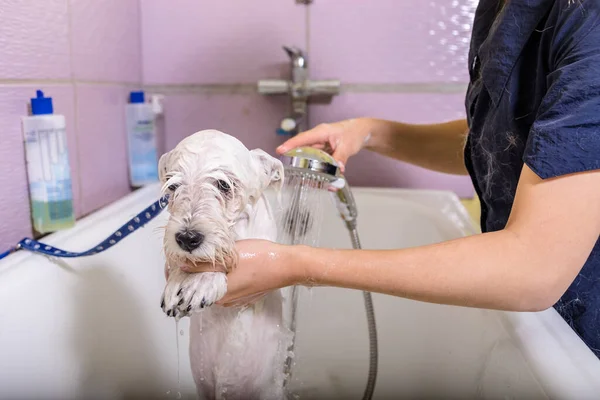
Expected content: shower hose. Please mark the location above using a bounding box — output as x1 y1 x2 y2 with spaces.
282 179 378 400
284 225 378 400
347 225 378 400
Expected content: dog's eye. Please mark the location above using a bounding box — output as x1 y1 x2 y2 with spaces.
216 180 231 194
167 183 181 191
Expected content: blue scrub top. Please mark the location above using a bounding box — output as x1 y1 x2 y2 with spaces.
465 0 600 357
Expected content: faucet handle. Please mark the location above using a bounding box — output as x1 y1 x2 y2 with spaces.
257 79 289 95
306 80 341 96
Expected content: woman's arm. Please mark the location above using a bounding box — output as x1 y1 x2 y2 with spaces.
363 118 470 175
215 165 600 311
290 165 600 311
276 118 470 176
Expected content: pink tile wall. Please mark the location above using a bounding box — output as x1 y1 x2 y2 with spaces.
309 93 474 198
0 0 71 80
140 0 306 84
309 0 475 83
162 93 288 154
0 0 142 249
70 0 142 83
75 85 131 215
0 85 78 249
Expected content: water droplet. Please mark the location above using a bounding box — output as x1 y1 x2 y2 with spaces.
180 329 184 336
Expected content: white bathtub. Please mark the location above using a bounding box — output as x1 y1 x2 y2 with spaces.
1 183 599 399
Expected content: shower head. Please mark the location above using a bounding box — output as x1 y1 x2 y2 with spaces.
280 146 346 189
280 146 358 229
281 145 338 175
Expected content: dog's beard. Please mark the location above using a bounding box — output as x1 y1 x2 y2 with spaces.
162 183 247 273
163 215 239 273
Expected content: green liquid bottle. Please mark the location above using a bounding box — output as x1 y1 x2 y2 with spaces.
21 90 75 234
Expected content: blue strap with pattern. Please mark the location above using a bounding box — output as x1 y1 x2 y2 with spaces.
0 196 169 261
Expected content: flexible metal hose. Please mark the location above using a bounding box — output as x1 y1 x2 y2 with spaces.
280 170 378 399
347 224 378 400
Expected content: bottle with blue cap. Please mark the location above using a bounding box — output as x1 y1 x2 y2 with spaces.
126 91 158 187
21 90 75 233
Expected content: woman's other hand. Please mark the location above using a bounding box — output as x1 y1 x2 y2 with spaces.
176 240 302 307
216 240 300 307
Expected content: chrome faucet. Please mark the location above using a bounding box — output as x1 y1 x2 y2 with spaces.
258 45 341 136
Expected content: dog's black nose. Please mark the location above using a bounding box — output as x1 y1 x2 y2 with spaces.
175 230 204 252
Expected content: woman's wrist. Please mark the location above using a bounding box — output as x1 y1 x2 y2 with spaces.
280 244 319 286
358 118 405 153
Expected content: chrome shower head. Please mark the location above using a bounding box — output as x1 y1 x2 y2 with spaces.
280 146 358 229
281 146 339 179
280 146 347 189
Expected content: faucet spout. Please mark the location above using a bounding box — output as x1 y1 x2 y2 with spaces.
283 45 307 69
257 45 341 137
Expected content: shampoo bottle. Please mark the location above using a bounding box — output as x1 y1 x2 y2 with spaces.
126 91 158 187
21 90 75 234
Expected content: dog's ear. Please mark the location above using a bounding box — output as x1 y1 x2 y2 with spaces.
158 151 172 184
250 149 284 192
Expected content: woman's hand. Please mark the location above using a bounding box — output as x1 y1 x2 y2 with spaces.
276 118 374 172
178 240 302 307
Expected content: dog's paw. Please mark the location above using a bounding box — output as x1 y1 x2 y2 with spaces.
161 268 227 318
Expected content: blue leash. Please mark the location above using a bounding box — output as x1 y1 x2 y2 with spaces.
0 196 169 261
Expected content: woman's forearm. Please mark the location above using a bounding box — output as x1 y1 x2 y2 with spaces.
283 164 600 313
290 229 560 312
363 118 469 175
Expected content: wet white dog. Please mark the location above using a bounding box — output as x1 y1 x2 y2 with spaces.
158 129 294 400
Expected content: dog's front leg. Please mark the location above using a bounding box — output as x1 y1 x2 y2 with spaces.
161 266 227 318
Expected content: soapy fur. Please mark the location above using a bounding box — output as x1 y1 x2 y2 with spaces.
159 130 293 399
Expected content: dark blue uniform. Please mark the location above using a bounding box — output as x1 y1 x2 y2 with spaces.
465 0 600 357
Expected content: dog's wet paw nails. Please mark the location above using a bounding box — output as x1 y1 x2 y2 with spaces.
161 270 227 318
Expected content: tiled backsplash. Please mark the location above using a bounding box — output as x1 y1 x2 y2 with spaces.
161 93 289 153
140 0 306 85
0 0 477 249
0 0 141 249
75 84 132 215
309 0 475 84
0 0 71 80
70 0 142 82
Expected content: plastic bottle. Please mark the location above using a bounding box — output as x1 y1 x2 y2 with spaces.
126 91 158 187
21 90 75 234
